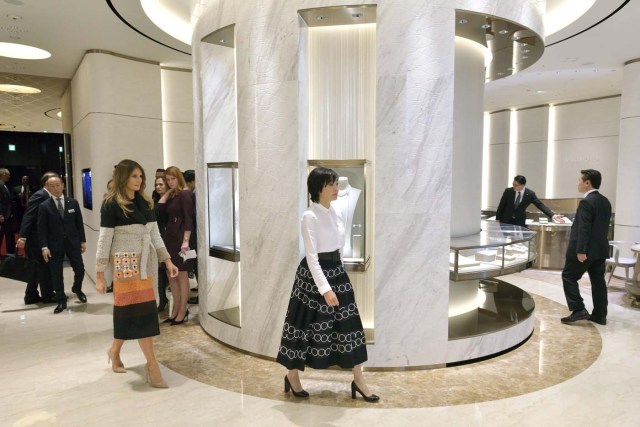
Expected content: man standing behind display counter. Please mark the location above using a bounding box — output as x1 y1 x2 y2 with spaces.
496 175 564 227
560 169 612 326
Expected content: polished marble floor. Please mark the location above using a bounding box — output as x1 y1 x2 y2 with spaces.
1 266 639 426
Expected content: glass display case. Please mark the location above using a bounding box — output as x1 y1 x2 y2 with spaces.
207 162 240 262
308 160 371 271
450 221 537 281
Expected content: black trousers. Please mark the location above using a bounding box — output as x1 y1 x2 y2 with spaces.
562 254 607 319
49 238 85 303
24 242 53 300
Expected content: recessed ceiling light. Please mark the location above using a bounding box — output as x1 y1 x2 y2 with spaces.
458 19 468 24
0 84 41 93
352 13 364 18
0 42 50 60
498 29 509 35
57 111 62 118
481 23 491 29
523 49 530 53
317 15 327 21
220 39 226 43
6 14 22 20
497 72 505 76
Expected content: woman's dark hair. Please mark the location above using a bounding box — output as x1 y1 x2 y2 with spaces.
308 167 338 203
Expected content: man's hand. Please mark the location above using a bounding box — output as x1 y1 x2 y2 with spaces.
16 238 26 249
552 214 565 224
577 253 587 263
81 242 86 253
42 248 51 262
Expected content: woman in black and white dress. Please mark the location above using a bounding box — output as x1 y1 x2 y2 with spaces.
276 167 378 402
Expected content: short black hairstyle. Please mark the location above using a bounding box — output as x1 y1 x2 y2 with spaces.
183 170 195 183
513 175 526 185
307 167 338 203
581 169 602 189
156 168 166 173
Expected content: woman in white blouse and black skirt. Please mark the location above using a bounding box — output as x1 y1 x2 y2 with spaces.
276 167 379 402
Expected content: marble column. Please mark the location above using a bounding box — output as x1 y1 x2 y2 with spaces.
615 59 640 244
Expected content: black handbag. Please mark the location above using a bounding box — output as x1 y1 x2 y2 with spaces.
0 254 38 283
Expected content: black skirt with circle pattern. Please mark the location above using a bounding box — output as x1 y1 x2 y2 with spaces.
276 257 368 370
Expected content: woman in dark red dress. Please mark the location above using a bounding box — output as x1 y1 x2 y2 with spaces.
157 166 193 325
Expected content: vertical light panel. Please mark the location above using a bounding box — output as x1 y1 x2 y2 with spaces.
508 109 518 184
482 112 490 208
546 105 556 198
307 24 376 159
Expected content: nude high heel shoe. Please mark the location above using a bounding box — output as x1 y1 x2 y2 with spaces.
145 364 168 389
107 349 126 373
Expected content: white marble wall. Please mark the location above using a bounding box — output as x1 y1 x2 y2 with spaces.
615 60 640 243
514 106 549 196
70 52 163 280
160 68 194 169
193 0 544 367
484 111 510 210
484 98 621 210
452 37 485 237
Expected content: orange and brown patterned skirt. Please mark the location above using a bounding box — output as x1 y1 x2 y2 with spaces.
112 251 159 340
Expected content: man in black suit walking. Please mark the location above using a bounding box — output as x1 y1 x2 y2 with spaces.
16 172 59 304
560 169 612 326
37 176 87 314
496 175 563 227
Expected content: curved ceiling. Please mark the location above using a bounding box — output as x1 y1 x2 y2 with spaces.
1 0 639 131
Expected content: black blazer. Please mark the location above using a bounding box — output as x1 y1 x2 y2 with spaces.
495 187 554 227
18 188 51 250
567 191 611 260
37 196 86 252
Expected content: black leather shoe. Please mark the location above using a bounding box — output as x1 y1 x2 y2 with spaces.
284 375 309 398
588 315 607 325
75 291 87 303
24 296 43 305
53 302 67 314
351 381 379 402
561 309 590 324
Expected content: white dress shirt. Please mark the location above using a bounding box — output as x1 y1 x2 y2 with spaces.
301 202 345 295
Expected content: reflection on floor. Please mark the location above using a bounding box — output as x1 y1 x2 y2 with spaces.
156 290 600 408
1 267 639 426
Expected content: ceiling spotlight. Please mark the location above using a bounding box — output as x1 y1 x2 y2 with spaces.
6 14 22 20
219 39 226 43
0 84 41 94
497 72 504 76
458 18 468 24
0 42 51 60
316 15 327 21
481 23 491 29
498 29 509 35
523 49 530 53
352 12 364 18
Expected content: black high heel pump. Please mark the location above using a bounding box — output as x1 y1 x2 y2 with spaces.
284 375 309 398
351 381 379 402
170 310 189 325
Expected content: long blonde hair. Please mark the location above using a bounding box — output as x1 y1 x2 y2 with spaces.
103 159 153 215
164 166 187 199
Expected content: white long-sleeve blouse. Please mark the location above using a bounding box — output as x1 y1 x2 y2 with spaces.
301 202 345 295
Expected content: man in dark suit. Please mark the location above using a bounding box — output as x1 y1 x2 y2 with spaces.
37 176 87 314
560 169 612 325
16 172 59 304
496 175 563 227
12 175 34 227
0 167 15 256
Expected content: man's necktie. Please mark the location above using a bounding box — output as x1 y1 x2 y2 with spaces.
56 197 64 217
514 191 522 209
